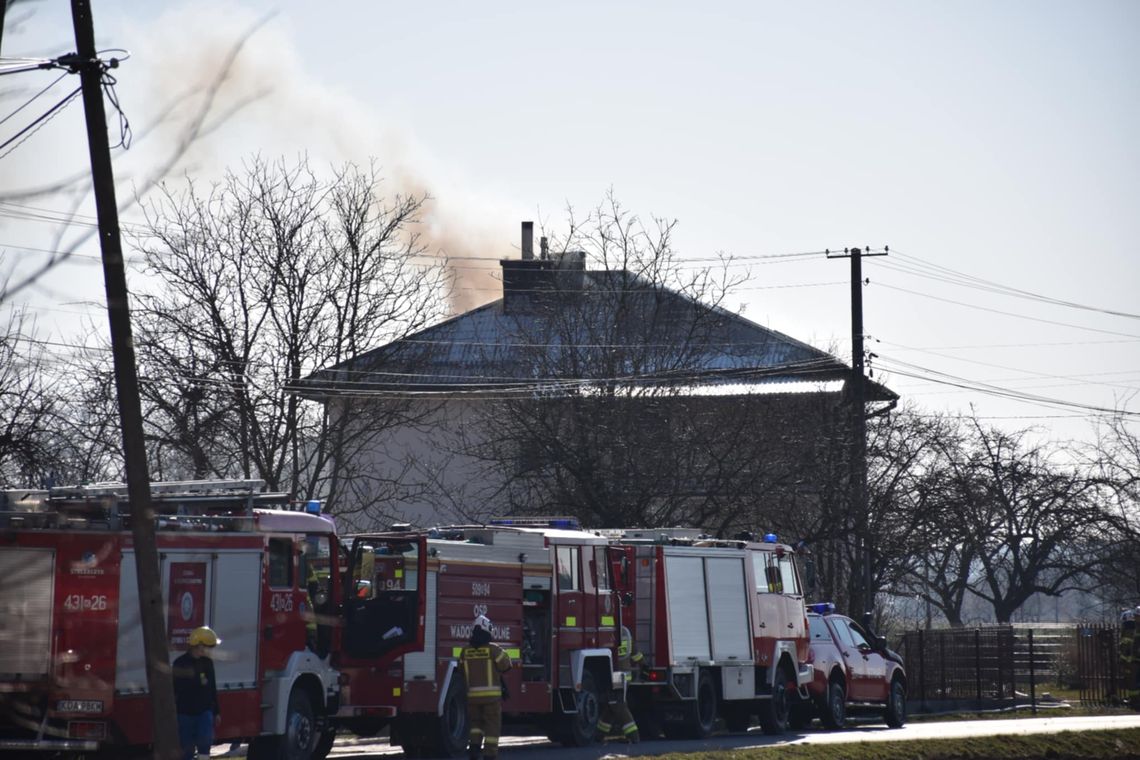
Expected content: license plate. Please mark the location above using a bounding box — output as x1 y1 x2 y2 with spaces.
57 699 103 713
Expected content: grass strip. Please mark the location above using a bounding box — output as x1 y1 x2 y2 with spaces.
645 727 1140 760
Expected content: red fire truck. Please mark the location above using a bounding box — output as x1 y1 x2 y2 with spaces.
338 517 629 757
0 480 349 758
0 489 628 758
610 528 812 738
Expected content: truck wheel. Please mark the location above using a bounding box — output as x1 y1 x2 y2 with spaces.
757 663 793 735
684 669 717 738
883 678 906 728
561 669 602 746
820 680 846 730
250 688 318 760
428 675 469 757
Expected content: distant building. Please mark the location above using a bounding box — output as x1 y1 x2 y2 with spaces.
300 223 896 531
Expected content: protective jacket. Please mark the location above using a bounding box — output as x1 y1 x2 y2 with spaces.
460 642 512 702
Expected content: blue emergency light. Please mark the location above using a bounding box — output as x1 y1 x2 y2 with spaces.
808 602 836 614
763 532 778 543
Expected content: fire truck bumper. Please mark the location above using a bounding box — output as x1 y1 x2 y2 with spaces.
0 738 99 752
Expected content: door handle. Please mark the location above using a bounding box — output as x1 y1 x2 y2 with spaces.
758 621 767 628
787 623 794 629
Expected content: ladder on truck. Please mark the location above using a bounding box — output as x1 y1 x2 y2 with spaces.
0 478 291 531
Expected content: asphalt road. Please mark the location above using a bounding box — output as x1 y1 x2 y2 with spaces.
284 713 1140 759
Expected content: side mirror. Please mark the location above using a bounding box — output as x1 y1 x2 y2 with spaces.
622 591 633 607
875 635 888 651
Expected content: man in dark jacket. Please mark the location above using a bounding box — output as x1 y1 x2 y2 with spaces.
459 615 513 760
173 626 221 760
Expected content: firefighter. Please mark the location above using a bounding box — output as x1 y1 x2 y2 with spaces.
459 614 513 760
1122 606 1140 709
597 626 644 744
173 626 221 760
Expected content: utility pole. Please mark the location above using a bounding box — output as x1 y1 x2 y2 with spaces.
828 245 887 629
68 2 180 757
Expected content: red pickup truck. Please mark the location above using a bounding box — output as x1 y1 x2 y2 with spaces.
799 604 907 729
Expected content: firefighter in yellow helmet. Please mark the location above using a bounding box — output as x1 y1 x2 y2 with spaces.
459 615 513 760
597 626 644 743
173 626 221 760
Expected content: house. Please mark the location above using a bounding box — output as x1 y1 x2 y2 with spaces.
300 223 896 532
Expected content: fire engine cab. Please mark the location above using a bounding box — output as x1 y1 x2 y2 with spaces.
610 529 812 738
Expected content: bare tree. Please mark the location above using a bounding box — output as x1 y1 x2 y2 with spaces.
0 308 59 485
129 156 449 519
1087 414 1140 608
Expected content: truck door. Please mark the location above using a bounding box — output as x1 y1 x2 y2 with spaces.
554 544 583 653
343 534 427 660
608 545 635 633
587 544 618 650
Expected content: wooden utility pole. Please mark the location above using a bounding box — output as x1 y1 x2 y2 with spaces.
68 2 180 756
829 245 886 628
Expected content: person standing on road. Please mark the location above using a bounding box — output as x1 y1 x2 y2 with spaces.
173 626 222 760
597 625 644 743
460 615 513 760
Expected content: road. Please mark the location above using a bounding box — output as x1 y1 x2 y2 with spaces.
283 714 1140 759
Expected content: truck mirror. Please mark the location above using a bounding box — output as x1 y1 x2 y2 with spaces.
622 591 633 607
875 635 888 651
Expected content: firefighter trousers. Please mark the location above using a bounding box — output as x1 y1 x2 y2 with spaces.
466 698 503 759
597 699 639 742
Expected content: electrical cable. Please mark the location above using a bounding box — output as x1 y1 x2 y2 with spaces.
873 281 1140 339
0 72 68 128
875 255 1140 321
0 86 82 161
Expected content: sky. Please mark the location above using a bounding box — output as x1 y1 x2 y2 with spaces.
2 0 1138 446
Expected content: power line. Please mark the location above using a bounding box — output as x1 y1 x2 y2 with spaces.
873 281 1140 339
0 85 82 161
886 250 1140 320
0 72 68 127
875 354 1138 417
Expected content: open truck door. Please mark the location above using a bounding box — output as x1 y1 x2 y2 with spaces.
342 533 427 661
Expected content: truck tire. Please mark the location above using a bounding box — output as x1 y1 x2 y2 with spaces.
428 675 469 757
819 679 846 730
560 669 602 746
757 663 793 735
883 677 906 728
248 687 318 760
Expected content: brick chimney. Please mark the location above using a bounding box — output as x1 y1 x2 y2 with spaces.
500 221 586 314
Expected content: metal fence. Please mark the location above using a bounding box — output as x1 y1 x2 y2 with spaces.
899 626 1075 713
899 623 1136 712
1075 623 1124 705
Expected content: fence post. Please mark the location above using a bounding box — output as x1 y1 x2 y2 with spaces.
975 628 982 711
1028 629 1036 715
939 633 946 704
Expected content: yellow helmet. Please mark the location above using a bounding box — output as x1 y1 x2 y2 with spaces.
188 626 220 647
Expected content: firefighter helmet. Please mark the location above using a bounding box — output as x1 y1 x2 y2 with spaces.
473 614 493 633
188 626 221 647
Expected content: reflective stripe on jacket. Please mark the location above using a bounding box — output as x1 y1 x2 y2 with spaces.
461 643 512 701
